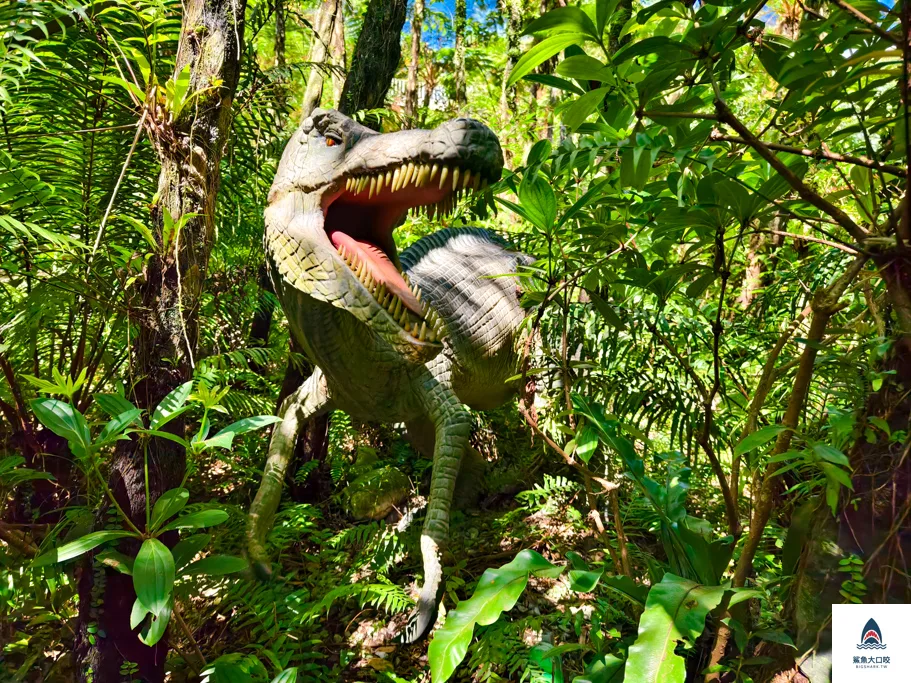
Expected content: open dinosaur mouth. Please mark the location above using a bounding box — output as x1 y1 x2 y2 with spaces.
323 161 492 344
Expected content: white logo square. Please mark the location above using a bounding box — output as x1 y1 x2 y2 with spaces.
832 604 911 682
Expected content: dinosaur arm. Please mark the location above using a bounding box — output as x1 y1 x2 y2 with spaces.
246 368 333 577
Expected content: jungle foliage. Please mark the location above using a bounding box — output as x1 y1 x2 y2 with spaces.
1 1 909 682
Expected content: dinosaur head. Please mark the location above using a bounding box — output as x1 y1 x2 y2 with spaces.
265 108 503 364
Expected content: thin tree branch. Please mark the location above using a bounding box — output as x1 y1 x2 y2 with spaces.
828 0 901 44
713 97 869 243
711 132 906 178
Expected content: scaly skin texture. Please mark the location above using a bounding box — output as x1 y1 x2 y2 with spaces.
246 109 527 642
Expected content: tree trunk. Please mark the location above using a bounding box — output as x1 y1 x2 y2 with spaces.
301 0 340 116
338 0 407 126
404 0 424 123
74 2 246 680
500 0 524 121
454 0 467 106
274 0 286 67
329 0 346 104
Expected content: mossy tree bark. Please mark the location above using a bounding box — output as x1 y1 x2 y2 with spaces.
337 0 407 127
404 0 424 123
73 2 247 681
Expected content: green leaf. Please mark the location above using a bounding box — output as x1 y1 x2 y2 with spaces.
429 569 530 682
576 423 599 464
271 669 298 683
99 409 143 444
569 569 604 592
500 549 564 578
813 444 850 467
556 55 610 82
518 175 557 231
200 415 283 450
138 600 171 646
33 531 136 567
563 87 610 131
596 0 621 37
508 34 587 87
754 629 796 649
172 534 211 570
94 393 139 419
624 574 726 683
149 381 193 430
150 488 190 530
821 462 853 490
524 7 599 41
96 549 135 575
181 555 248 576
29 398 90 451
133 538 175 615
727 588 763 607
734 425 788 457
574 653 625 683
130 598 150 629
161 509 229 532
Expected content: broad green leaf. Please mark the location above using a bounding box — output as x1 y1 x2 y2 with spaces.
133 538 175 615
149 381 193 430
182 554 248 576
130 598 150 629
576 423 599 463
734 425 788 457
138 600 171 646
150 487 190 530
556 55 610 82
574 653 625 683
508 34 587 87
624 574 726 683
501 549 564 578
33 531 136 567
727 588 763 607
596 0 621 37
99 408 143 444
30 398 90 451
813 444 850 467
200 415 283 450
754 629 796 649
524 7 599 40
161 509 229 531
429 568 530 682
96 549 135 575
271 669 298 683
518 175 557 231
94 393 139 419
563 87 610 131
569 569 604 592
172 534 211 570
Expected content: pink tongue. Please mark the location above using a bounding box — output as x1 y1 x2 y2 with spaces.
328 230 423 315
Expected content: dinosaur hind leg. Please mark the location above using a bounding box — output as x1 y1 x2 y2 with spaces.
406 419 485 510
246 368 332 579
399 401 471 643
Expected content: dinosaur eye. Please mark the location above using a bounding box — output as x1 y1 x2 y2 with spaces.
325 135 341 147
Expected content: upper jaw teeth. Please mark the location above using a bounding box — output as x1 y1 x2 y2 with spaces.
336 243 446 344
342 162 490 219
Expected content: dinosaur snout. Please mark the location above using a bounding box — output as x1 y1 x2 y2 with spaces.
423 118 504 181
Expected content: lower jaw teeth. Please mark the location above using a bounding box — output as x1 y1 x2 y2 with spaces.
335 243 445 343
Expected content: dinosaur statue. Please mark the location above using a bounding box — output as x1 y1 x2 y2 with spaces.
246 108 529 642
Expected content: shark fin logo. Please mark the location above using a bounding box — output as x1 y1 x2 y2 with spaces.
858 618 887 650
